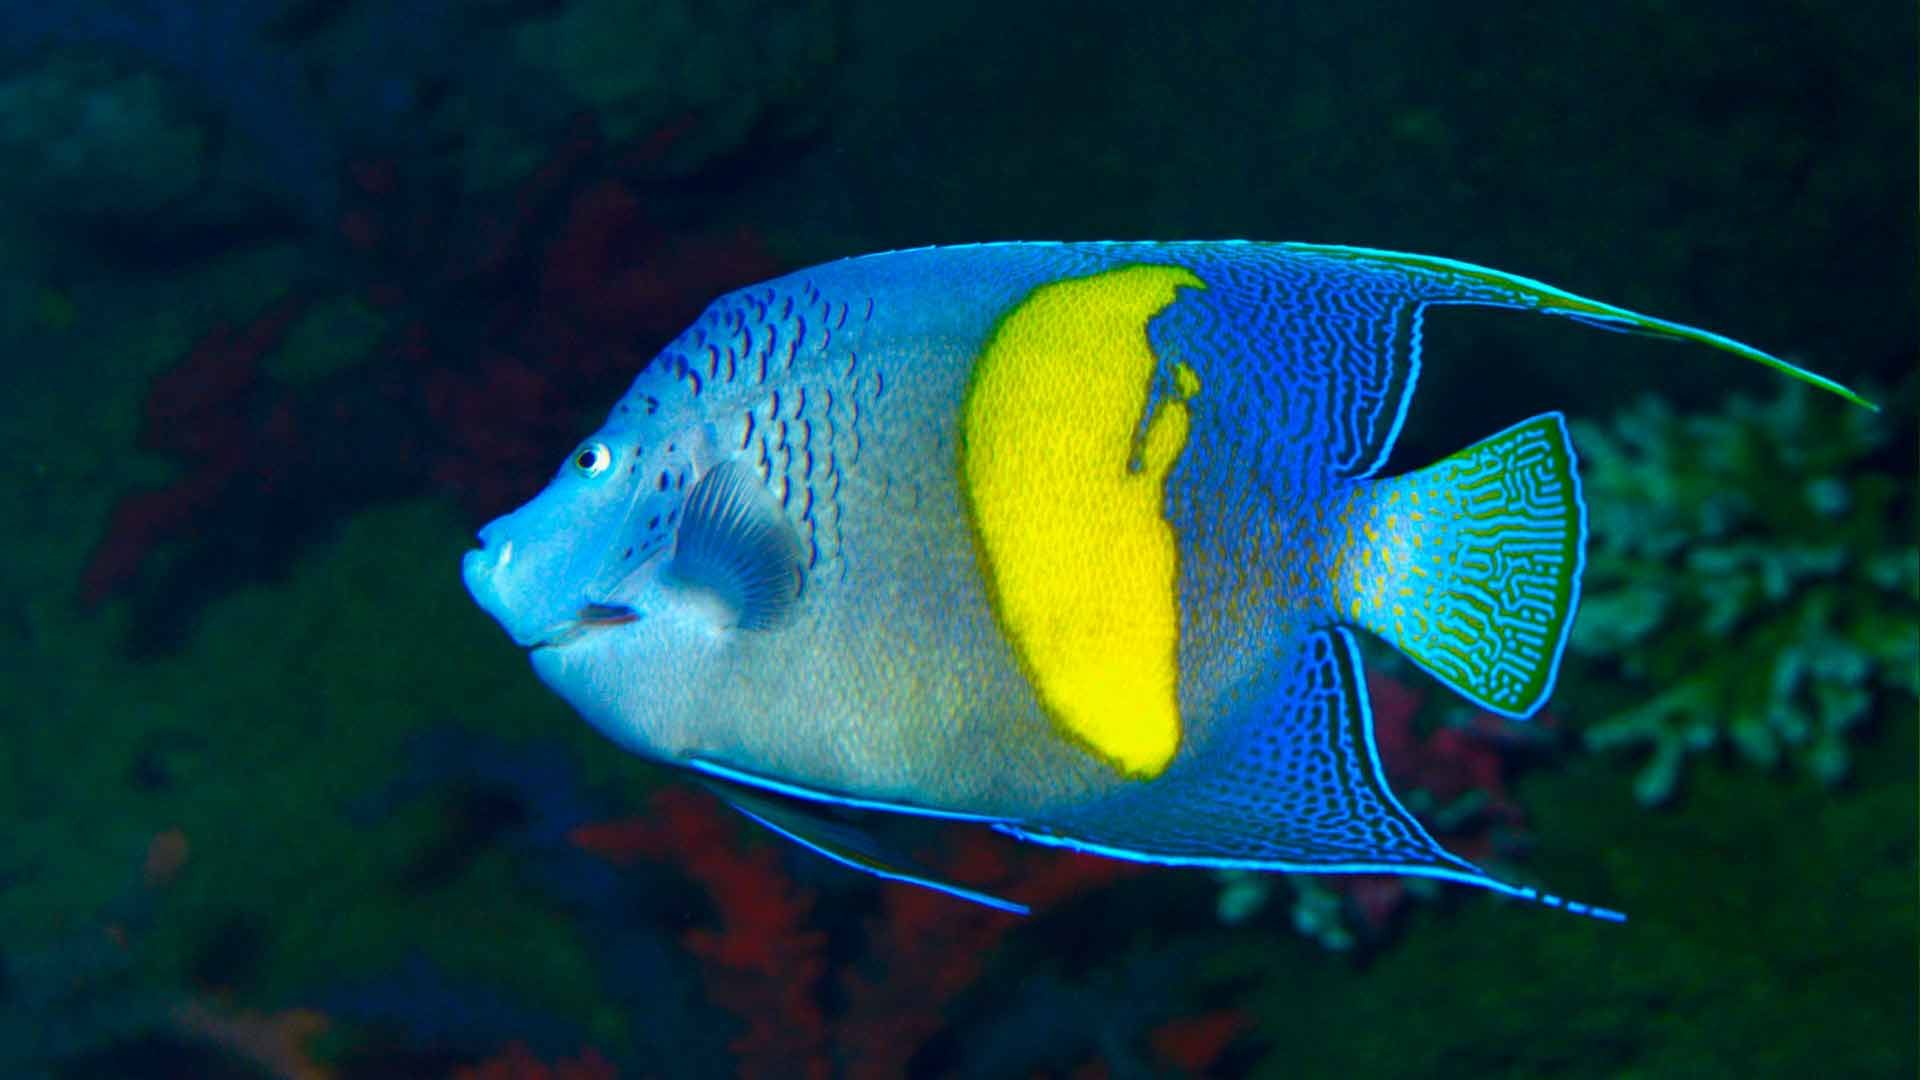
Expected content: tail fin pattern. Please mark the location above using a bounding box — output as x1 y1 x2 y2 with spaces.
1342 412 1584 718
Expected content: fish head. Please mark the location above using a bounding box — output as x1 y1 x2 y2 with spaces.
461 404 791 756
462 407 708 646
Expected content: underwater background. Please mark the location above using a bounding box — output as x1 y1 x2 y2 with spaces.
3 1 1914 1077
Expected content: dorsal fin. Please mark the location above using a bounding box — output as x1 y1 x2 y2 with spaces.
1140 243 1871 509
1281 243 1877 411
1146 255 1423 483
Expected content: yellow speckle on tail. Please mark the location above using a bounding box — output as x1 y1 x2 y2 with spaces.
960 264 1203 778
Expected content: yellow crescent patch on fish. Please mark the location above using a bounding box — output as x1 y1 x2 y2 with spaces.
959 264 1204 778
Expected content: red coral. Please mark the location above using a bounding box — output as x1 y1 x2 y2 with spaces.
1149 1008 1248 1073
78 294 309 608
572 787 1141 1080
356 114 779 518
836 832 1140 1080
1368 670 1527 822
454 1042 617 1080
572 788 829 1080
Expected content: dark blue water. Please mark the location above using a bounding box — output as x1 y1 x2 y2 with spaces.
3 1 1913 1076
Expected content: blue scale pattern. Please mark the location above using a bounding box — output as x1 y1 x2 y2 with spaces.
1149 247 1423 497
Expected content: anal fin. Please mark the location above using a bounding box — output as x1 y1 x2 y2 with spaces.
1006 627 1624 922
694 774 1028 915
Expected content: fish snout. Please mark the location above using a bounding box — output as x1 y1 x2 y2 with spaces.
462 530 551 648
463 525 644 650
462 540 509 616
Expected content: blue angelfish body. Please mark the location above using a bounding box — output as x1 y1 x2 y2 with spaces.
461 242 1867 916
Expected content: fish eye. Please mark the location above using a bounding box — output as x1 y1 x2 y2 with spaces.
571 441 613 478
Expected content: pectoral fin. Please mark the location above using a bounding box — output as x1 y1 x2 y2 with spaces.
670 460 806 629
695 776 1029 915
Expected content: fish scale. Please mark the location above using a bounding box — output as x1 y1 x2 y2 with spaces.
654 280 882 572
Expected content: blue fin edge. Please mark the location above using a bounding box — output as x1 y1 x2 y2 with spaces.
683 757 1008 823
994 825 1624 923
685 708 1626 922
721 797 1029 915
685 758 1033 912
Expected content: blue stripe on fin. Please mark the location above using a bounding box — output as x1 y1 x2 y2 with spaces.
1000 627 1624 922
697 778 1028 915
1000 823 1623 923
1344 412 1585 719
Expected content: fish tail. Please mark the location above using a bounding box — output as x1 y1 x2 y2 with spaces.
1336 412 1584 718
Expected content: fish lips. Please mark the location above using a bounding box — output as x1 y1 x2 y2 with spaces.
462 542 637 650
462 543 538 646
532 603 642 651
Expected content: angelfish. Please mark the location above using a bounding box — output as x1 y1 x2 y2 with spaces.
462 243 1869 916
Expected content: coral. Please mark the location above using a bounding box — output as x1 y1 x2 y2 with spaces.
1234 715 1918 1078
833 831 1141 1079
569 786 1145 1079
455 1042 617 1080
1148 1008 1250 1074
385 118 781 515
0 821 307 1077
1569 382 1918 805
318 723 725 1075
573 786 831 1080
936 939 1249 1078
77 292 312 611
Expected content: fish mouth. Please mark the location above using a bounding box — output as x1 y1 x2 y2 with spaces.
532 602 640 650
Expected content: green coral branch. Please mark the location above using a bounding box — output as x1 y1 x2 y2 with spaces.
1570 381 1918 805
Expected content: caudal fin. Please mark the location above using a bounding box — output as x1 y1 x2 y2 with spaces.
1340 412 1584 718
